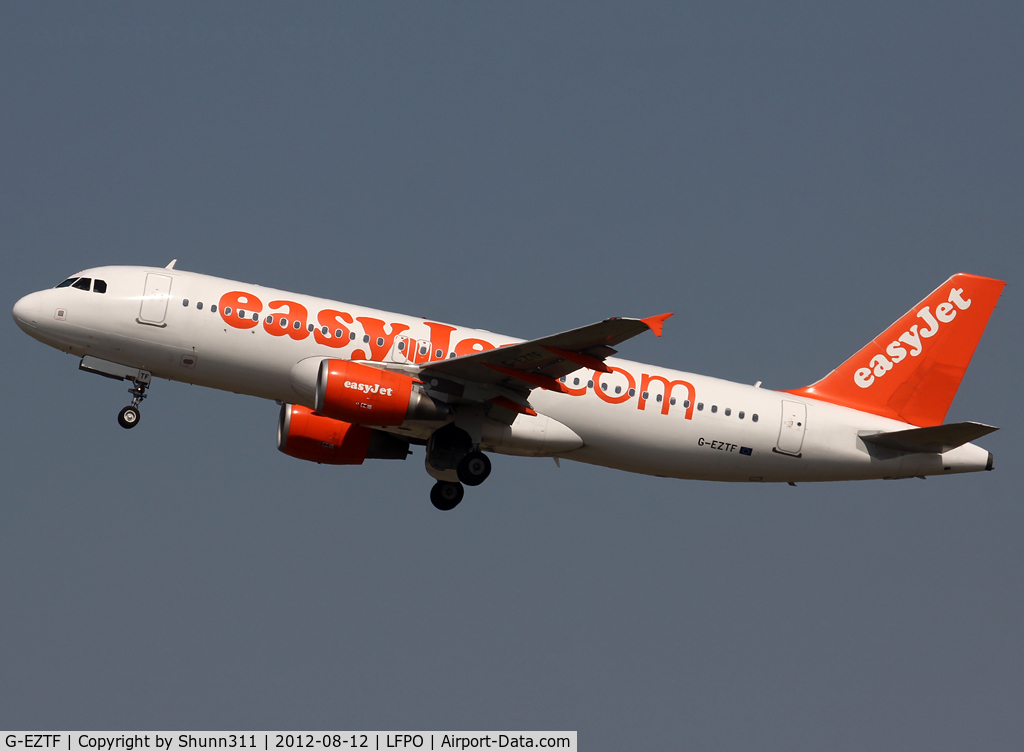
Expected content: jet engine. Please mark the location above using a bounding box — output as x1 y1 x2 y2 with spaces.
314 359 447 426
277 404 410 465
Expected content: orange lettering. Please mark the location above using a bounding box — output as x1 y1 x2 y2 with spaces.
356 317 411 361
593 366 636 405
314 309 354 349
638 374 695 418
422 322 458 363
219 291 263 330
264 300 310 341
559 374 588 396
453 338 496 357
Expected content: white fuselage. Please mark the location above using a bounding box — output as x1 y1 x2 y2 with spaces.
13 266 992 483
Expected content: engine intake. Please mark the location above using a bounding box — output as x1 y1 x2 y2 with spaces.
315 359 447 426
278 404 410 465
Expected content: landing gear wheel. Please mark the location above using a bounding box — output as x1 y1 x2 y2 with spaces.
430 481 465 511
457 451 491 486
118 405 140 429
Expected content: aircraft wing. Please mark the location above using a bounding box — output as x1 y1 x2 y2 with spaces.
417 313 672 414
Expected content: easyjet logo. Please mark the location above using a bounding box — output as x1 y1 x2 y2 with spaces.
853 287 972 389
219 289 697 419
344 380 394 396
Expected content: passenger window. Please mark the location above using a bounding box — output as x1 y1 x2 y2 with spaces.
683 400 690 408
349 332 356 340
697 403 704 411
670 397 676 405
307 324 314 332
725 408 731 416
435 349 443 358
656 394 663 402
335 329 343 338
322 326 329 335
377 337 385 347
629 388 635 397
253 312 259 321
587 381 594 388
93 279 107 293
614 386 622 394
574 378 580 386
560 377 566 383
363 335 370 343
642 391 649 399
293 321 301 330
56 278 77 288
196 302 203 310
183 299 189 307
711 405 717 413
224 306 232 315
752 414 759 422
739 411 745 419
280 319 288 327
210 304 217 313
72 278 91 291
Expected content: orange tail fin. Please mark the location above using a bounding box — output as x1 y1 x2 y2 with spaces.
786 273 1005 426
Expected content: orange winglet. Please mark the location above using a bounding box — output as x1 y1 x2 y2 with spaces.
541 346 611 373
488 395 538 416
641 312 674 337
483 363 570 394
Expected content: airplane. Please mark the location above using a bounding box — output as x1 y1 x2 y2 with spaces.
12 264 1005 510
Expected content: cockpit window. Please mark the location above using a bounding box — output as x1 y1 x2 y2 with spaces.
93 279 107 293
56 278 78 288
72 278 92 291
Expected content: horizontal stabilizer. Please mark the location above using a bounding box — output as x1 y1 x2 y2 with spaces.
861 421 997 454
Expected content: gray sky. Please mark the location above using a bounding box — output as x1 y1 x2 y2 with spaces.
2 3 1022 748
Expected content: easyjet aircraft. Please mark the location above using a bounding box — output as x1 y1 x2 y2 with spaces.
12 265 1005 510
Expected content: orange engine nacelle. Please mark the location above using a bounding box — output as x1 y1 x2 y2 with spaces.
278 404 373 465
277 404 411 465
314 359 447 426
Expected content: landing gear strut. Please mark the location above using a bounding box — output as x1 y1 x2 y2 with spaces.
430 480 465 511
117 374 150 429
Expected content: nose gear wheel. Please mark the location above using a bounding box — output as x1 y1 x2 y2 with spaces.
118 405 140 429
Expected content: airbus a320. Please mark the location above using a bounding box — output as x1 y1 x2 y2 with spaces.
12 265 1004 510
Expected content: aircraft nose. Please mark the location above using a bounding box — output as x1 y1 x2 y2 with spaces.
12 291 42 331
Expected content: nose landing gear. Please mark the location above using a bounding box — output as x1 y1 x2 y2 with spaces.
117 405 140 428
117 373 150 429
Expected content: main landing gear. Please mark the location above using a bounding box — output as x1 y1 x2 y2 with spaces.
457 451 491 486
117 374 150 429
430 480 465 511
425 425 493 511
